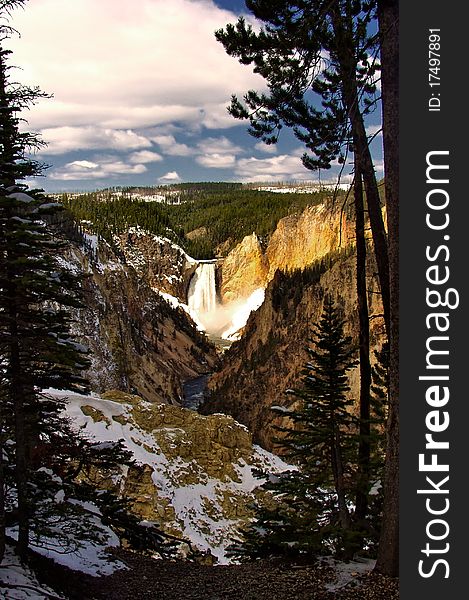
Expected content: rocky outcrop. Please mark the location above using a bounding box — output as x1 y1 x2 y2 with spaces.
204 250 385 450
219 200 356 305
65 240 217 405
60 390 288 562
114 228 196 300
220 234 269 304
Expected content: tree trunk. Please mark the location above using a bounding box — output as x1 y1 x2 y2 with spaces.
353 168 372 523
0 442 5 562
331 428 351 530
328 2 390 340
7 273 30 559
375 0 399 578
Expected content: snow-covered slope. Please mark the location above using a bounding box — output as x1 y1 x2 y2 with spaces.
48 389 289 564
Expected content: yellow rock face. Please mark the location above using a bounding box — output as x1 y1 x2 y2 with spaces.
219 201 355 305
220 233 269 304
266 203 353 279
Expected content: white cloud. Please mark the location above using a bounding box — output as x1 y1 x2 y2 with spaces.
194 136 242 168
366 124 382 138
7 0 265 143
198 103 242 129
49 157 148 181
158 171 181 183
234 153 312 182
100 161 147 175
254 141 277 154
40 126 152 155
70 160 99 170
196 136 242 155
196 153 237 168
129 150 163 164
151 135 193 157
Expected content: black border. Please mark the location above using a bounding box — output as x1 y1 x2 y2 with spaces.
400 1 466 595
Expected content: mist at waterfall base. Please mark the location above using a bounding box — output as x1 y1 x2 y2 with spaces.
187 263 265 342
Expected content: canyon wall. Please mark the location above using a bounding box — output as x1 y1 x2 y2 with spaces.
205 250 385 450
65 240 217 405
219 199 356 305
114 228 197 300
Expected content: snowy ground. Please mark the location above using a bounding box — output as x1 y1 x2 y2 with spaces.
43 389 289 564
0 544 65 599
321 556 376 591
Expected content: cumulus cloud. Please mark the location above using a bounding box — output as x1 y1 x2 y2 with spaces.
198 103 241 130
7 0 264 151
254 141 277 154
196 153 237 168
151 135 193 157
129 150 163 164
70 160 99 170
49 157 148 181
234 153 312 182
158 171 181 183
40 126 152 155
195 136 243 168
196 136 242 155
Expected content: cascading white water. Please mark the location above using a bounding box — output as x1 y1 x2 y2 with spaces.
187 262 218 317
187 261 265 342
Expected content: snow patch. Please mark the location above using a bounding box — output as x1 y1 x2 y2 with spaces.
42 389 289 563
321 556 376 592
6 192 34 203
0 544 64 599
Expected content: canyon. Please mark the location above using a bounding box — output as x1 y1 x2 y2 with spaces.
60 192 385 558
72 196 384 446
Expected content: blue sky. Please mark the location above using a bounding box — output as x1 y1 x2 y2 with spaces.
6 0 382 192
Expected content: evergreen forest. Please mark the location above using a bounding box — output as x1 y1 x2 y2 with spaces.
61 185 333 259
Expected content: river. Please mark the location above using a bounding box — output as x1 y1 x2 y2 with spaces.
182 374 209 410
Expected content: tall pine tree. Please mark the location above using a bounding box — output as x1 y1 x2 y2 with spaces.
232 296 358 559
0 5 92 557
215 0 390 339
216 0 390 540
0 3 180 563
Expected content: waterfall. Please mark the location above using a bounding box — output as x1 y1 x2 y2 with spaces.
187 261 265 343
187 262 218 317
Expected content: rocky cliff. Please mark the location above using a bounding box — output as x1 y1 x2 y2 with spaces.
114 227 197 301
219 199 355 306
57 389 288 563
205 249 385 450
266 202 355 279
63 239 217 405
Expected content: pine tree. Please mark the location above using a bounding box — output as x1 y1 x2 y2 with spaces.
0 5 181 563
215 0 390 338
232 296 358 559
0 17 91 556
228 469 324 560
278 296 357 530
